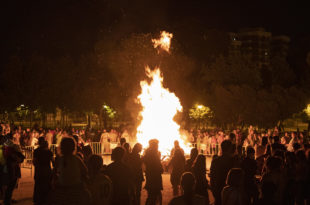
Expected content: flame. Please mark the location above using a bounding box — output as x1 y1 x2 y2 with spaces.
152 31 173 53
136 67 191 155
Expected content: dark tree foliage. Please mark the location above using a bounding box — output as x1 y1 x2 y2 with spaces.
200 54 307 128
0 53 113 117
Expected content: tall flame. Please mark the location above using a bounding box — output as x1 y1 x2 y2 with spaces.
152 31 173 53
136 31 190 155
136 67 190 155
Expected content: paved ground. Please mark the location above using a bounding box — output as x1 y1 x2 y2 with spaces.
7 156 214 205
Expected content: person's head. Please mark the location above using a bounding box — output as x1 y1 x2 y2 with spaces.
229 133 236 141
226 168 244 187
120 137 126 146
38 136 48 148
60 137 76 156
266 156 282 172
273 136 280 143
261 137 268 146
174 140 179 148
123 143 130 152
87 154 103 176
82 144 93 159
291 132 296 138
148 139 159 150
246 146 255 159
132 143 142 154
181 172 196 193
221 140 232 155
190 147 198 160
111 147 125 162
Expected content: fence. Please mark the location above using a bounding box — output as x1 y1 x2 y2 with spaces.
194 143 247 156
21 146 34 175
21 142 227 163
21 142 246 175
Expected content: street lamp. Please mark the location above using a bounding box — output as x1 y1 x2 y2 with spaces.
197 105 203 109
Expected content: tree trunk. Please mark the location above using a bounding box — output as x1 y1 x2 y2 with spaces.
29 111 32 129
87 113 92 128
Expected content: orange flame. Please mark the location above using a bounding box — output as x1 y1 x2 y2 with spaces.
152 31 173 53
136 67 190 155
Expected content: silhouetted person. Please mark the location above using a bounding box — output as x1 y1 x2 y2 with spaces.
106 146 132 205
143 139 163 205
294 150 308 205
241 146 258 204
120 137 126 147
87 154 112 205
33 137 53 205
192 155 210 205
81 144 93 163
184 148 198 172
51 137 90 204
2 133 25 205
221 168 247 205
255 181 277 205
271 136 286 154
127 143 144 205
123 142 131 164
283 151 296 205
210 140 234 205
169 148 185 196
261 156 286 205
256 137 268 174
170 140 184 157
169 172 206 205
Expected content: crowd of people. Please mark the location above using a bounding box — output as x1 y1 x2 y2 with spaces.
0 123 310 205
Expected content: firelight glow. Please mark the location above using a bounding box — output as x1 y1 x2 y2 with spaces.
136 67 190 155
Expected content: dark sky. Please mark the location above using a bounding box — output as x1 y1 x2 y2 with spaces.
2 0 310 59
167 1 310 36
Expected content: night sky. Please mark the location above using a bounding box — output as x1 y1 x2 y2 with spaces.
2 0 310 61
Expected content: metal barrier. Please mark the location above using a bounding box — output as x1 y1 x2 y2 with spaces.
88 142 117 155
89 142 102 155
193 143 221 156
194 143 247 156
21 146 35 175
21 142 245 169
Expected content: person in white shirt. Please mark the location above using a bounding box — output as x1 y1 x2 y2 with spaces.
100 130 110 154
45 129 54 147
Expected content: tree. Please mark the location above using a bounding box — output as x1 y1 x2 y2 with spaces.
189 104 212 128
200 54 307 128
